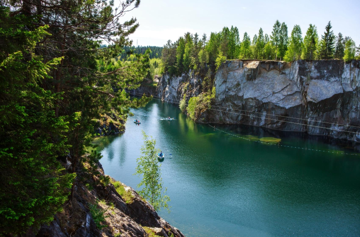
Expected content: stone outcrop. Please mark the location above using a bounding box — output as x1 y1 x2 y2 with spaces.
138 60 360 143
206 60 360 142
34 159 184 237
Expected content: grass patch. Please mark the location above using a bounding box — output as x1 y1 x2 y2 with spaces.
142 227 162 237
88 203 108 230
111 180 134 204
260 137 281 144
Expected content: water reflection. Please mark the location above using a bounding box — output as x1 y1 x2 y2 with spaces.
99 99 360 237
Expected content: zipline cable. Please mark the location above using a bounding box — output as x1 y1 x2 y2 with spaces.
208 124 360 157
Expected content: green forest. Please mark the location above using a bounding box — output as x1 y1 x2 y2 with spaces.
1 0 360 235
160 21 360 78
118 46 163 60
0 0 150 235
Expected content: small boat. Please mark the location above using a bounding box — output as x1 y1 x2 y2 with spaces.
134 120 141 124
158 152 165 160
161 117 175 121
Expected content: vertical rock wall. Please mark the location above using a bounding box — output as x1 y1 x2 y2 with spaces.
207 60 360 142
132 60 360 143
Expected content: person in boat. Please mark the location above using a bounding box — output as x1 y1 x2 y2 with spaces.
159 151 163 157
168 117 170 120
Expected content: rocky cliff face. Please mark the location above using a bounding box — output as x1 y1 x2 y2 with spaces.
130 73 202 104
207 60 360 142
147 60 360 143
34 159 184 237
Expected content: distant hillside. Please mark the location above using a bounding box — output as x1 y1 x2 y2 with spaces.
120 46 163 59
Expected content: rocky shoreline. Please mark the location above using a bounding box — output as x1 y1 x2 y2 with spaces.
33 158 184 237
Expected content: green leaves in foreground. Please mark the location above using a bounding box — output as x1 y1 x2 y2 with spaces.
134 131 170 212
0 13 75 235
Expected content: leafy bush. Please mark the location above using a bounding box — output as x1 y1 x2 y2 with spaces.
179 94 187 112
88 203 108 229
186 87 216 121
0 16 75 235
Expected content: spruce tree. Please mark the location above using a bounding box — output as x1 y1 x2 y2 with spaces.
334 33 345 59
320 21 335 59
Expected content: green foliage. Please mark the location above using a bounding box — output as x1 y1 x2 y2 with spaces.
255 28 265 59
176 37 186 74
88 203 108 230
319 21 335 59
111 180 134 204
187 97 199 120
179 94 187 112
278 22 288 60
135 132 170 212
0 0 150 234
271 20 281 60
119 46 163 60
142 226 162 237
186 88 215 121
263 42 275 60
302 24 318 60
0 12 75 234
239 32 252 59
215 51 227 70
284 25 303 62
334 33 345 59
343 38 356 62
149 58 164 80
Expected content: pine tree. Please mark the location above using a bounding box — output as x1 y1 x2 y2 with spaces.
320 21 335 59
302 24 318 60
271 20 281 60
334 33 345 59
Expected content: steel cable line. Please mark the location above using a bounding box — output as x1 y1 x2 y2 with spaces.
132 95 360 134
207 124 360 156
211 105 360 129
209 108 359 134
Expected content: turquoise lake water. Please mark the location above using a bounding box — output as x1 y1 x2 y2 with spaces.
99 99 360 237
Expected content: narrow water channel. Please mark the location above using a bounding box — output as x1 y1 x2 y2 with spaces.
99 99 360 237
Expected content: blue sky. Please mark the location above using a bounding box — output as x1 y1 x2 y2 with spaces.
121 0 360 47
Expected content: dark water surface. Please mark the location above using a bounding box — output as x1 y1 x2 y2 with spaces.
99 99 360 237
